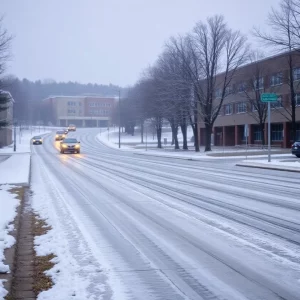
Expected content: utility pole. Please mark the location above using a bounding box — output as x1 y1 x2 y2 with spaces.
13 122 16 152
118 90 121 148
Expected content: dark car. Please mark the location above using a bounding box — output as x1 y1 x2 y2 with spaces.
32 136 43 145
60 138 81 154
291 141 300 158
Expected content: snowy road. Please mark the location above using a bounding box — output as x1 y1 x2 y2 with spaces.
31 128 300 300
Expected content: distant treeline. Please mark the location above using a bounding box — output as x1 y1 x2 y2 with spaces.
2 77 121 125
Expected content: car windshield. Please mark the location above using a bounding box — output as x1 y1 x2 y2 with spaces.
63 138 78 143
33 136 41 139
57 131 64 134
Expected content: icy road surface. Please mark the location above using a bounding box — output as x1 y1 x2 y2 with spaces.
31 128 300 300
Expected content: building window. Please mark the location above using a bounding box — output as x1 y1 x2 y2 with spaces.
270 72 283 86
271 95 283 109
225 104 233 115
236 102 247 113
293 67 300 80
253 128 262 141
295 94 300 106
254 77 264 90
218 106 223 116
68 101 76 106
271 123 283 141
215 88 222 98
89 102 96 107
237 82 246 93
296 123 300 140
79 102 82 106
225 86 233 96
252 103 257 112
68 109 75 114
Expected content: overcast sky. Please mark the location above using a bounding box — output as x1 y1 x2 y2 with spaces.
2 0 279 87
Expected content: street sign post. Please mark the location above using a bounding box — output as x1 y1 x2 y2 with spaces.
261 93 278 162
261 93 278 103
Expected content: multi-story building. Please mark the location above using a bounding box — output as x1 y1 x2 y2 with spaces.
0 91 14 147
199 51 300 148
42 96 115 127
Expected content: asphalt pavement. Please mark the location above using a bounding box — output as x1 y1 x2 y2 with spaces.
31 128 300 300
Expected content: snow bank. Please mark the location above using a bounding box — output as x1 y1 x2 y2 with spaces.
237 158 300 172
0 185 20 297
0 154 31 185
0 128 51 154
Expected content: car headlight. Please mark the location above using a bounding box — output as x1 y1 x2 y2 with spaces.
33 139 36 142
62 144 67 148
55 135 58 137
75 144 80 148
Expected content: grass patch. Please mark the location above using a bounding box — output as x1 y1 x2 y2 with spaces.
32 214 56 296
8 187 25 201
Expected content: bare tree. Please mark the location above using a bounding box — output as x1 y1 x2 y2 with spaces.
166 36 200 151
241 51 268 146
153 50 193 150
254 0 300 141
171 15 248 151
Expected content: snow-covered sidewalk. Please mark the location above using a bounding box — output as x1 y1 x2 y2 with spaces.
0 127 53 298
236 158 300 172
97 129 290 161
0 186 20 299
0 128 53 185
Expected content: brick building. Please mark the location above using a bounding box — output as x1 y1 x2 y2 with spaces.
42 96 115 127
198 51 300 148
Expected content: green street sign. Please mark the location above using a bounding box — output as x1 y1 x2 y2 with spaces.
261 93 278 102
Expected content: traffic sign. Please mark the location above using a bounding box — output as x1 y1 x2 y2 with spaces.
261 93 278 102
244 124 249 137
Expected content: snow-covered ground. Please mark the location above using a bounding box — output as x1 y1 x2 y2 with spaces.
0 127 54 298
0 154 31 185
26 128 300 300
97 128 290 160
0 186 20 299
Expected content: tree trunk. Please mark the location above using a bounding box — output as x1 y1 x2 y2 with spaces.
180 123 188 150
141 121 144 144
190 112 200 152
171 130 175 145
260 122 265 147
204 124 212 152
157 127 162 148
170 122 180 150
289 52 296 143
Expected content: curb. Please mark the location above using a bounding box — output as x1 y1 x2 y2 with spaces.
236 163 300 173
133 152 203 161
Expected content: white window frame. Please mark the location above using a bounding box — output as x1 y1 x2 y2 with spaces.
254 77 264 90
225 104 233 115
293 67 300 81
271 95 283 109
270 73 283 86
215 88 222 98
237 82 246 93
295 93 300 106
236 102 247 114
